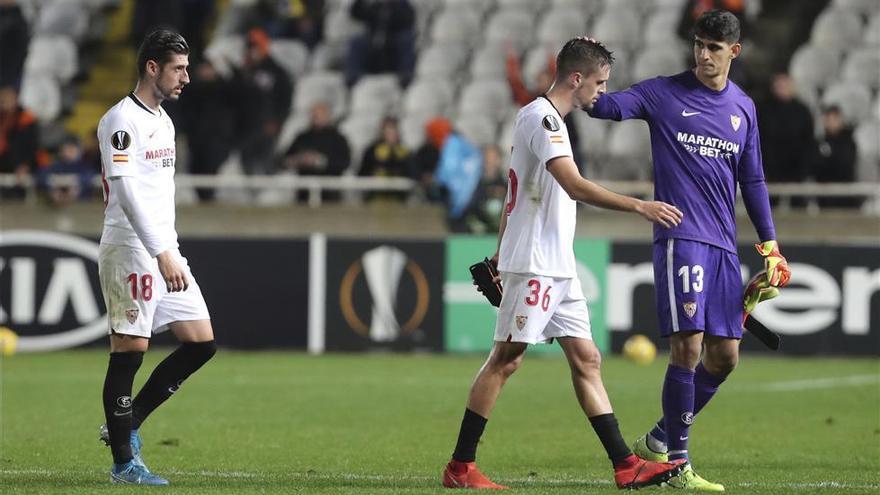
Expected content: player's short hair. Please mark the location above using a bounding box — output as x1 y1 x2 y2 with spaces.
136 30 190 78
694 9 741 44
555 37 614 81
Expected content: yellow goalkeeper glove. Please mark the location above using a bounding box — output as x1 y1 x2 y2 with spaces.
755 240 791 287
743 270 780 313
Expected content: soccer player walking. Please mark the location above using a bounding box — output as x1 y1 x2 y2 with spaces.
97 30 217 485
588 10 791 491
442 38 686 490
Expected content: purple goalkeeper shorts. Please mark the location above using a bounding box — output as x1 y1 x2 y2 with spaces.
653 238 743 339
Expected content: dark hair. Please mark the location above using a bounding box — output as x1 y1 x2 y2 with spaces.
555 37 614 80
694 10 741 44
136 30 189 78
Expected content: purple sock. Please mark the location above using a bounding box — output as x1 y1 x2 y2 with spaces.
649 363 729 446
662 365 695 461
693 362 728 415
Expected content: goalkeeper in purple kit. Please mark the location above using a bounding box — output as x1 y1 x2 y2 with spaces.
588 10 791 491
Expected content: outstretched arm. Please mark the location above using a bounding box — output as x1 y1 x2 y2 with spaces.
547 156 683 228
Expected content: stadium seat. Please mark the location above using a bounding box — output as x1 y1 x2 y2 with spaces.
270 39 310 80
822 81 873 124
340 112 385 171
789 44 840 94
652 0 689 11
455 113 498 147
831 0 879 16
399 112 433 150
643 10 681 44
485 9 534 52
415 42 469 80
204 36 246 76
350 74 401 115
864 12 880 46
536 8 589 46
23 36 79 83
606 0 654 16
430 10 481 46
34 1 89 42
590 10 642 52
294 71 347 119
605 120 652 180
521 46 555 92
403 79 455 118
853 120 880 182
457 79 514 123
19 75 61 122
568 111 610 163
549 0 604 16
842 48 880 90
442 0 495 18
810 8 863 51
469 43 510 81
496 0 549 14
631 47 687 82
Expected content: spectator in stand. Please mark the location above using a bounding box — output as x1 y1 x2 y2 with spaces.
410 117 451 201
811 105 860 209
359 116 410 201
506 46 583 166
0 0 29 88
433 127 483 232
346 0 416 86
758 73 815 184
234 28 292 175
283 101 351 201
255 0 325 49
181 60 235 201
0 86 41 199
38 135 96 206
463 144 508 233
131 0 184 49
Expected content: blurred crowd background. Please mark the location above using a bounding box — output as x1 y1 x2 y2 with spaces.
0 0 878 233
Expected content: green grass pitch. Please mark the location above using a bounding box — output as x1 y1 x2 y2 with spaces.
0 350 877 494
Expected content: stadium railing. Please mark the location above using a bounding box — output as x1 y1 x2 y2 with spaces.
2 174 878 213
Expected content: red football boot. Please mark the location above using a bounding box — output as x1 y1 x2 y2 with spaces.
442 460 508 490
614 455 686 489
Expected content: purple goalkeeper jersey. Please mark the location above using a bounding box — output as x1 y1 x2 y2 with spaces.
589 70 776 253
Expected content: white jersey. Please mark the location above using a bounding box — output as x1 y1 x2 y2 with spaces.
498 96 577 278
98 94 178 256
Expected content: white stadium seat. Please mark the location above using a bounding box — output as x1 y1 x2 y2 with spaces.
631 47 687 82
294 71 348 119
349 74 401 114
19 75 61 122
24 36 78 83
270 39 310 80
822 81 873 124
864 12 880 47
340 112 385 171
842 48 880 90
643 10 681 44
496 0 549 14
853 120 880 182
403 79 455 118
431 10 481 46
469 43 510 81
415 42 469 80
456 113 498 147
204 36 246 76
457 79 514 123
789 44 840 93
605 120 652 180
569 111 610 162
810 8 863 51
590 10 642 52
35 1 89 42
537 8 589 46
399 112 433 149
549 0 604 16
274 113 310 155
485 9 534 52
831 0 880 16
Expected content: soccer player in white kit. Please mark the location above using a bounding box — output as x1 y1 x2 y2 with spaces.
442 38 686 490
97 30 216 485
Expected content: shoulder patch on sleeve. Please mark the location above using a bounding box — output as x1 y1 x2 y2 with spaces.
541 114 561 132
110 130 131 151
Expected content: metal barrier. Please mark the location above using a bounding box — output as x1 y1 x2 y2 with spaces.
2 174 878 213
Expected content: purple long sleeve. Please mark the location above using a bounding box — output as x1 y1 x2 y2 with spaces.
587 71 777 252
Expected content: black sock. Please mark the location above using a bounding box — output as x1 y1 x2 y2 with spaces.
589 413 633 466
103 351 143 465
452 408 488 463
131 341 217 430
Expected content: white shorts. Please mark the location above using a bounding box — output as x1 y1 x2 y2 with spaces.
494 272 592 345
98 244 210 338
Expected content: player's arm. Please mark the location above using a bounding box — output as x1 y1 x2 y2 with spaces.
547 156 682 228
738 108 790 287
586 79 656 121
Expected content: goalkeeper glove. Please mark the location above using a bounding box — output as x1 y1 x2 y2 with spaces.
743 270 780 314
755 240 791 287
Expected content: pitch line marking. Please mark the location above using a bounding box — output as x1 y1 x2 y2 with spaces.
754 374 879 392
2 468 879 490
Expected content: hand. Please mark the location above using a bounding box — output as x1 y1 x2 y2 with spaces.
755 240 791 287
635 200 683 228
157 251 189 292
743 270 779 313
